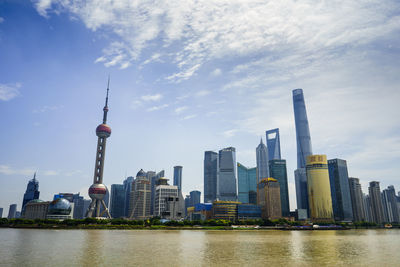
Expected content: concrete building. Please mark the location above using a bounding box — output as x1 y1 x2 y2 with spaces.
217 147 237 201
369 181 385 224
21 173 40 215
154 177 180 218
204 151 218 203
212 201 240 221
8 204 17 219
129 170 151 220
110 184 125 218
306 155 334 222
123 176 135 217
383 186 399 223
257 178 282 220
173 166 183 192
150 170 165 215
163 196 183 220
23 200 49 219
328 159 353 221
348 177 366 222
269 159 290 217
256 138 269 184
0 207 3 218
266 128 281 160
363 194 373 223
237 163 257 204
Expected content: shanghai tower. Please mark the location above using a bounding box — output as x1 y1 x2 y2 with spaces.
86 79 112 218
293 89 312 213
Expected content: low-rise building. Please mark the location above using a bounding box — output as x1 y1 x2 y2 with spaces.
23 200 50 219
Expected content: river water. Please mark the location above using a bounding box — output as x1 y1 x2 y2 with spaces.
0 228 399 266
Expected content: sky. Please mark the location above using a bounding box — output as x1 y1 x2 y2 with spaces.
1 0 400 217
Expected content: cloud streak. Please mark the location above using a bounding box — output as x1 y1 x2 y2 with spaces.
0 83 21 101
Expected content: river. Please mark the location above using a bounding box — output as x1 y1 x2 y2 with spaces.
0 229 399 266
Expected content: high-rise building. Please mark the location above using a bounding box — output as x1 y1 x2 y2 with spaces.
328 159 353 221
72 194 85 219
237 163 257 204
269 159 290 217
295 168 309 213
306 155 333 222
184 195 191 216
22 173 40 214
363 194 373 223
348 177 366 222
129 169 151 219
150 170 164 215
110 184 125 218
154 177 179 218
0 207 3 218
87 79 112 218
257 178 282 220
123 176 134 217
217 147 237 201
256 138 269 184
173 166 183 192
368 181 385 224
8 204 17 219
190 190 201 207
204 151 218 203
266 128 281 160
382 186 399 223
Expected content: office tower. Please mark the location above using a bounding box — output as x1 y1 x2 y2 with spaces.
87 79 112 218
204 151 218 203
8 204 17 219
328 159 354 221
154 177 180 218
269 159 290 217
237 163 257 204
363 194 373 222
173 166 183 192
217 147 237 201
150 170 165 215
190 190 201 207
22 173 40 214
82 199 91 218
306 155 334 222
295 168 309 212
110 184 125 218
129 169 151 219
381 190 392 222
256 138 269 183
0 207 3 218
123 176 134 217
369 181 385 224
258 178 282 220
348 177 366 222
184 195 191 216
23 200 49 219
266 128 281 160
382 186 399 223
72 194 85 219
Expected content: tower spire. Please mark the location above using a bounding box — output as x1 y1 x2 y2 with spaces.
103 76 110 124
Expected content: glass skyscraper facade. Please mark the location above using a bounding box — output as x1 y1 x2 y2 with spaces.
348 177 366 222
295 168 309 212
328 159 354 221
150 170 164 215
22 173 40 214
369 181 385 224
256 138 269 184
237 163 257 204
123 176 134 217
217 147 237 201
189 190 201 207
173 166 183 192
204 151 218 203
266 128 281 160
110 184 125 218
269 159 290 217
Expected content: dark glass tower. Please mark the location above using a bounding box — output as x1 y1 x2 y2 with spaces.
204 151 218 203
369 181 385 224
189 190 201 207
173 166 183 192
256 138 269 183
348 177 366 222
266 128 281 160
217 147 237 201
269 159 290 217
110 184 125 218
22 173 40 214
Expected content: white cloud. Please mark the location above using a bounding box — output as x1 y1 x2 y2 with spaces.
0 165 35 176
221 129 238 138
141 93 163 101
196 90 210 97
0 83 21 101
147 104 169 112
0 17 4 23
175 106 188 114
182 114 197 120
211 68 222 76
33 105 64 113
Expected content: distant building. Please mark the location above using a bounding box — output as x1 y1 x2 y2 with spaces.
328 159 353 221
8 204 17 219
306 155 333 222
269 159 290 217
382 185 399 223
184 195 191 216
258 178 282 220
129 169 151 219
54 193 85 219
110 184 125 218
348 177 366 222
237 162 257 204
204 151 218 203
266 128 281 160
188 203 213 221
150 170 165 215
163 196 183 220
46 198 74 220
212 201 240 221
369 181 385 224
190 190 201 207
217 147 237 201
237 204 261 220
23 200 49 219
256 138 269 184
295 168 309 215
0 207 3 218
363 194 373 223
123 176 135 217
22 173 40 215
173 166 183 192
154 177 179 218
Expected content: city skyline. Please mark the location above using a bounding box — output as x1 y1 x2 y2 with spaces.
1 1 400 216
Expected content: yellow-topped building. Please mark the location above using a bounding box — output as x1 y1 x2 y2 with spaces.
306 155 334 222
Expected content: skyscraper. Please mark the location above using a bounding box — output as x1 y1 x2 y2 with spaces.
266 128 281 160
348 177 366 222
328 159 353 221
293 89 312 215
0 207 3 218
204 151 218 203
306 155 333 222
87 79 112 218
22 173 40 214
269 159 290 217
129 169 151 219
383 186 399 223
173 166 183 192
123 176 135 217
258 178 282 220
154 177 179 218
8 204 17 219
237 163 257 204
217 147 237 201
190 190 201 207
256 138 269 183
368 181 385 224
150 170 164 215
110 184 125 218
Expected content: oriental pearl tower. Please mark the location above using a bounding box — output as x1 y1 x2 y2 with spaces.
86 78 112 218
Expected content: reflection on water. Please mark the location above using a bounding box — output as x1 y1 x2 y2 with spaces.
1 229 399 266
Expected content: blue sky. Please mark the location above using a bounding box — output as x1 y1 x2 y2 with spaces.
1 0 400 216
